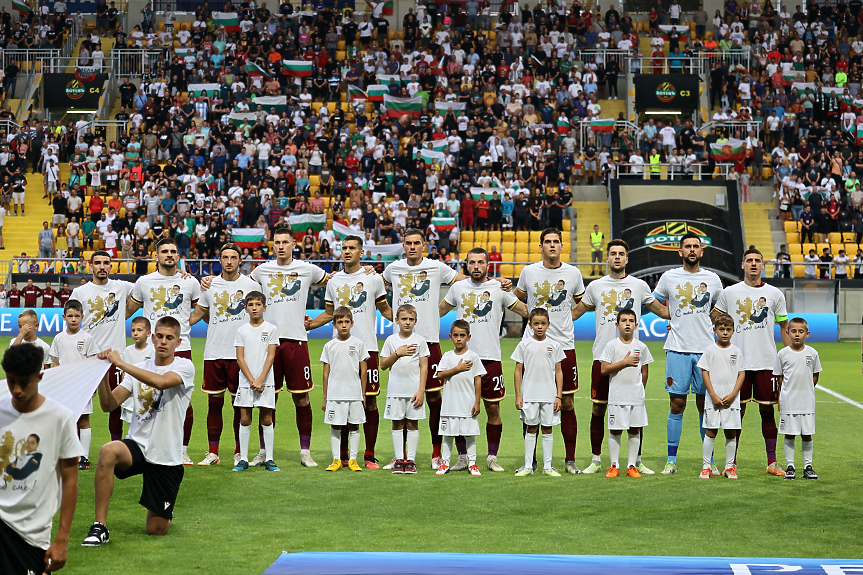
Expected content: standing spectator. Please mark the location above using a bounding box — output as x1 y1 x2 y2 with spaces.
4 60 18 99
38 221 55 259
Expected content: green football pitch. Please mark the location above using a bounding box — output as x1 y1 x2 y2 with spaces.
4 338 863 574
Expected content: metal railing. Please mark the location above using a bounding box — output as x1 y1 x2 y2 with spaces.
612 162 737 180
694 48 752 71
111 49 164 77
1 49 61 74
578 119 641 154
701 120 760 141
574 48 632 65
628 56 710 75
61 25 81 59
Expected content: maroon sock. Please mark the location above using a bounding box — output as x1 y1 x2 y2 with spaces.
258 424 266 452
363 407 379 459
108 408 123 441
486 423 502 457
761 409 778 464
233 407 241 455
340 427 350 460
183 404 194 447
428 397 442 456
455 436 467 455
589 413 604 456
296 403 313 450
206 394 225 455
638 429 644 457
561 408 577 461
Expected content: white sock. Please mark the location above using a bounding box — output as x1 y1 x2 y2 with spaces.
182 444 187 455
406 429 419 461
524 432 537 469
262 424 274 462
239 424 251 463
784 436 796 468
703 435 715 469
348 429 360 461
627 432 640 469
441 436 453 465
608 433 621 468
541 432 553 470
392 430 404 460
330 427 341 460
802 440 813 468
592 453 601 465
466 436 476 465
725 436 736 470
80 428 91 458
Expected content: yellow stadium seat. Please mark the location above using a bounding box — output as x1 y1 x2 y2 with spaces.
327 103 336 112
501 241 515 253
843 232 857 243
515 264 526 275
312 102 323 112
487 231 502 244
561 220 572 231
788 244 802 255
460 241 474 253
783 221 799 233
474 231 488 243
529 231 542 243
461 231 474 242
790 254 804 278
561 231 571 244
831 243 846 254
502 230 515 242
515 242 530 255
147 261 157 273
829 232 842 244
337 41 346 49
786 232 799 244
309 175 320 186
515 231 529 242
845 244 858 255
816 243 830 254
802 243 816 254
499 264 515 277
501 252 514 263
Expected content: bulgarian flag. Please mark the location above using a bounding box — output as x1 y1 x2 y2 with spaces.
470 187 500 200
658 25 689 41
709 138 747 161
245 61 271 78
417 149 446 166
282 60 313 77
12 0 30 16
367 85 389 102
783 70 804 84
288 214 327 240
175 47 196 56
253 95 287 113
332 221 353 240
856 125 863 144
590 118 615 131
365 0 393 16
377 74 402 85
348 85 367 100
556 116 570 135
187 83 220 97
432 217 456 232
228 112 259 126
383 94 423 118
213 12 240 32
232 228 266 249
435 101 466 116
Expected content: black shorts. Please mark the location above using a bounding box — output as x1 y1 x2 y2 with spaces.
115 439 184 520
0 517 44 575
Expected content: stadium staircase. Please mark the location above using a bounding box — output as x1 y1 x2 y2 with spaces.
6 172 56 257
573 199 609 279
65 37 115 73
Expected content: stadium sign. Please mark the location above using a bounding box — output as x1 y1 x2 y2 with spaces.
655 81 678 103
44 73 106 109
644 222 712 251
634 74 699 110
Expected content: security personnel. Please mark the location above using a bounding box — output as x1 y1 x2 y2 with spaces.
649 149 662 180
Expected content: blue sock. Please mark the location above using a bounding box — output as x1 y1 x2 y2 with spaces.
667 412 683 463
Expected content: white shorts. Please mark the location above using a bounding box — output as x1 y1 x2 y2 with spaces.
779 412 815 436
383 396 426 421
12 192 24 204
325 400 366 426
233 385 276 409
439 415 480 436
83 397 93 415
607 403 648 430
520 402 560 427
703 406 741 430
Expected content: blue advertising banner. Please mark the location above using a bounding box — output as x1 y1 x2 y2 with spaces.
264 552 863 575
0 309 838 343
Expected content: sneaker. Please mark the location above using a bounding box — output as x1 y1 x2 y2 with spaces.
264 460 281 472
486 455 505 472
627 466 642 478
197 453 220 466
784 465 796 480
469 464 482 476
802 465 819 480
661 462 677 475
251 452 266 467
565 461 580 474
767 462 786 476
81 522 110 547
699 467 712 479
582 461 602 474
450 454 469 472
435 462 450 475
605 465 620 478
514 466 534 477
347 459 362 472
78 456 91 470
637 462 654 475
430 456 442 470
233 453 241 466
383 457 397 470
724 467 739 479
392 459 405 474
325 458 342 472
182 452 193 466
404 460 417 474
300 453 318 468
232 460 249 472
710 463 721 476
543 467 561 477
364 456 380 470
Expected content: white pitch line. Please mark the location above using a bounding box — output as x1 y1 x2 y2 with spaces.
816 385 863 410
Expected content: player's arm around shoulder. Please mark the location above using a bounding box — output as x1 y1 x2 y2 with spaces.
308 302 335 330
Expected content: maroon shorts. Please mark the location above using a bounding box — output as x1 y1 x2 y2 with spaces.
273 339 313 394
203 359 240 395
364 352 380 396
562 349 578 394
741 369 779 404
175 350 192 360
425 342 443 392
480 359 505 402
590 359 610 404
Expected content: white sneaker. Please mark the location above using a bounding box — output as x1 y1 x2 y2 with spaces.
486 455 505 472
250 452 266 467
710 463 721 476
582 461 602 474
430 456 442 470
637 462 655 475
197 452 220 466
233 453 241 466
300 453 318 467
182 452 193 466
382 457 397 470
450 454 469 471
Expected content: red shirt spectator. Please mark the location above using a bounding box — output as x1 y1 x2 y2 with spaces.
461 196 475 227
488 248 502 275
89 194 104 215
477 198 490 219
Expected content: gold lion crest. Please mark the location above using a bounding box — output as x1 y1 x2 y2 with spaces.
213 290 231 318
0 430 24 483
460 291 483 319
138 384 156 415
600 288 619 317
87 296 108 323
532 280 553 307
397 273 415 299
675 282 696 309
149 286 169 312
735 297 753 324
336 284 353 307
267 272 285 299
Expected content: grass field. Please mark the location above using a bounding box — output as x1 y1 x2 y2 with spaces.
4 337 863 573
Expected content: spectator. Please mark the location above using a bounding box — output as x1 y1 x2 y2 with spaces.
38 221 55 259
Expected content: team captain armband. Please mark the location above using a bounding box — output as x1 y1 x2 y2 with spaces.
775 315 788 323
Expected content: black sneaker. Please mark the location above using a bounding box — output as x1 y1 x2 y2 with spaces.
404 460 417 474
784 465 796 480
79 457 91 470
802 465 819 480
392 459 405 474
82 522 109 547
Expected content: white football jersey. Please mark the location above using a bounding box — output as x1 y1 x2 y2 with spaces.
383 258 458 343
697 343 744 409
511 337 565 403
130 272 202 352
234 321 279 388
251 260 326 341
381 332 429 398
325 270 386 352
320 335 369 401
581 275 655 360
444 279 519 361
436 349 486 417
49 329 98 365
516 261 585 350
714 282 787 370
600 337 653 406
653 267 722 353
197 274 262 360
70 279 134 351
774 345 821 414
